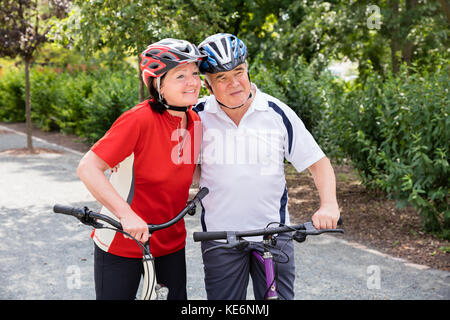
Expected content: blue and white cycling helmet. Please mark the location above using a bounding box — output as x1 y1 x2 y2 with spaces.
198 33 247 74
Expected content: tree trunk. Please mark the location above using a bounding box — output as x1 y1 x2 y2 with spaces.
439 0 450 24
138 56 146 102
402 40 413 69
401 0 418 72
391 41 400 75
24 58 34 152
390 0 400 74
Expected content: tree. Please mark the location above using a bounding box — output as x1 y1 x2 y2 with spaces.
0 0 70 151
256 0 449 79
55 0 296 100
57 0 220 101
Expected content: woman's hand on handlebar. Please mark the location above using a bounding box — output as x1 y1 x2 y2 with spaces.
118 209 149 243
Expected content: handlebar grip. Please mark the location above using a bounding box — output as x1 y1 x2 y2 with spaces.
194 187 209 201
53 204 85 219
193 231 227 242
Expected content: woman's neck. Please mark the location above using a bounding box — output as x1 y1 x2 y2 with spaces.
167 109 187 119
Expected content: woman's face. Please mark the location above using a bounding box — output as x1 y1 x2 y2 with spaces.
156 62 202 107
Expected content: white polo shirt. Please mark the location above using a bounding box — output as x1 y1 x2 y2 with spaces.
193 85 325 238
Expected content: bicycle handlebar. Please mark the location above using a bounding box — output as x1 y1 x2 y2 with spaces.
53 187 209 233
193 217 343 242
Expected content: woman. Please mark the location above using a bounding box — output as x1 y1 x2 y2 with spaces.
76 38 205 300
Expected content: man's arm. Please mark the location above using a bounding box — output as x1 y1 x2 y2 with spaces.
308 156 340 229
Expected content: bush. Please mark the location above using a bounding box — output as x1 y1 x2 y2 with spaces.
30 69 67 131
251 55 344 159
0 69 26 122
0 66 139 144
324 65 449 238
80 69 139 144
251 55 325 135
54 72 95 136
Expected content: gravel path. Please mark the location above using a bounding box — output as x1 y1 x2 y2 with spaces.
0 125 448 300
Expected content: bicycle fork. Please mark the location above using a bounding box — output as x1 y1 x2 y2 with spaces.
141 241 169 300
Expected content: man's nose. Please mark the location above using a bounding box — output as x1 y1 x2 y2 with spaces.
230 75 240 87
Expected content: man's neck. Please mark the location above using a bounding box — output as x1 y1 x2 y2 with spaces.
220 85 256 126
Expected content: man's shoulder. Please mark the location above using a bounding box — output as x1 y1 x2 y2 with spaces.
258 90 291 112
193 96 210 114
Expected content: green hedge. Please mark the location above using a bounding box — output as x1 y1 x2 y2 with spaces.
251 56 325 135
0 67 139 144
0 69 26 122
323 66 449 239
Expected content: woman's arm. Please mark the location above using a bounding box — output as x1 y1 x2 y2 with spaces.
77 150 149 242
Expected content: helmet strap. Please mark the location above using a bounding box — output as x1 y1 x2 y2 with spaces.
164 104 189 112
216 91 252 110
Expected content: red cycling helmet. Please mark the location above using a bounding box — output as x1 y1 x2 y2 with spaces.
140 38 205 86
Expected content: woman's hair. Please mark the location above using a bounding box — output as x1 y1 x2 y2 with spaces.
146 75 166 114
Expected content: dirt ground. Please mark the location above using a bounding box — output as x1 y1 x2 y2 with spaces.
285 164 449 272
1 122 449 271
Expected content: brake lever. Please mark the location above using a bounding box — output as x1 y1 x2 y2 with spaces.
293 222 344 243
78 207 104 229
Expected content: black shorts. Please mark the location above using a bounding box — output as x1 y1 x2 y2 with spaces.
94 244 187 300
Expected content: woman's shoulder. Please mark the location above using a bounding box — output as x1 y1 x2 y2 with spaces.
119 100 157 123
127 100 152 116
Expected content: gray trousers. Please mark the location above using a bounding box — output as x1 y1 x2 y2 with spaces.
201 234 295 300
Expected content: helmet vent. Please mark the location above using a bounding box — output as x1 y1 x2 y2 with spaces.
145 49 163 56
209 42 222 58
160 52 176 60
149 62 160 69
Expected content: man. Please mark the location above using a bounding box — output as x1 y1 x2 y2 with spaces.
193 33 340 300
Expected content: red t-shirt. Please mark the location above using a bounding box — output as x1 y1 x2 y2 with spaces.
90 100 201 258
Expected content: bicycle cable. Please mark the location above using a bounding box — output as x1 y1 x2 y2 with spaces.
261 222 301 300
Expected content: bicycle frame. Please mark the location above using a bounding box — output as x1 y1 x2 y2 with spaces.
54 187 209 300
193 220 343 300
252 238 278 300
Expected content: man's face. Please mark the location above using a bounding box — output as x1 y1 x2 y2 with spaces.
206 63 251 108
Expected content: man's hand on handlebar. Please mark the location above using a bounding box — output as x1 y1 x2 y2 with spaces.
311 202 340 230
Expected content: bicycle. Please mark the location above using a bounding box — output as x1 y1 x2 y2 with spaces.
53 187 209 300
193 218 343 300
